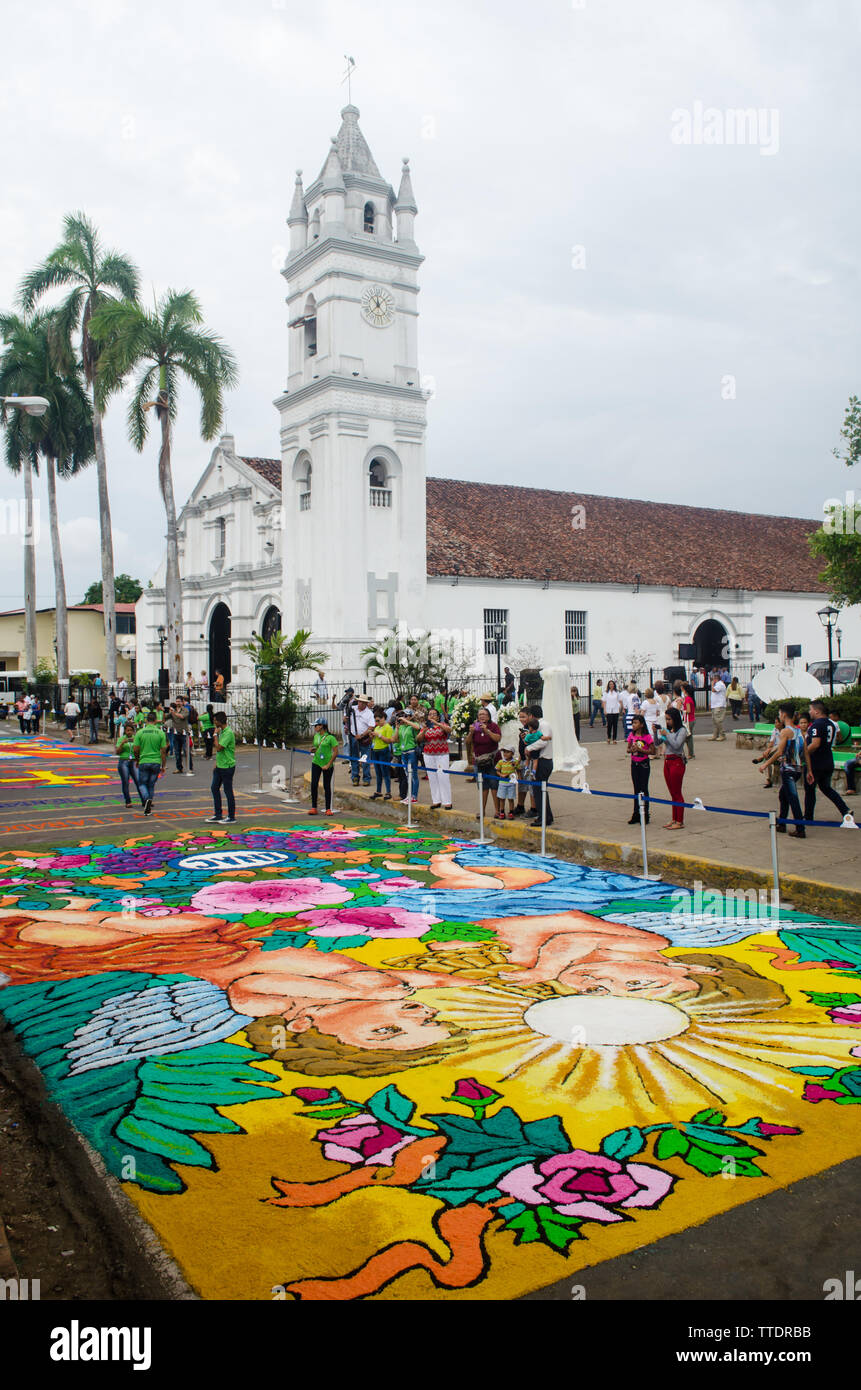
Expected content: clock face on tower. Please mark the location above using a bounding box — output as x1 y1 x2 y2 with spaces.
360 283 395 328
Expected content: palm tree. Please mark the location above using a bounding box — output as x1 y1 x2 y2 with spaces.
90 291 237 682
242 629 329 744
0 313 94 680
20 213 139 687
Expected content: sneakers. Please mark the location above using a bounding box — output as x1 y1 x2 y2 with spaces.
324 809 335 816
370 792 382 800
144 799 153 816
224 817 236 824
308 808 319 815
185 772 194 777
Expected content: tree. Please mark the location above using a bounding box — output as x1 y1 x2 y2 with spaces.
83 573 142 605
90 290 237 681
241 629 328 743
19 213 139 687
361 628 453 699
808 395 861 606
0 312 93 680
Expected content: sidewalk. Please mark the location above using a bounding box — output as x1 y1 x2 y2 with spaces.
278 732 861 919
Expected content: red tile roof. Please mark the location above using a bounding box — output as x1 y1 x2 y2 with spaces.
425 478 827 592
226 460 827 592
241 457 282 489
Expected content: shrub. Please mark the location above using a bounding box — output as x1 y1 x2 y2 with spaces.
762 687 861 726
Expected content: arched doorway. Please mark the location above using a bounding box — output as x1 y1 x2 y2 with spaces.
693 618 728 670
261 606 281 643
209 603 231 694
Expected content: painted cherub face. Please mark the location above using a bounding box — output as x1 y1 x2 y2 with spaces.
562 958 700 1001
308 998 452 1049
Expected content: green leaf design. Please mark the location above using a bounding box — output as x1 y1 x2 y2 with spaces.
366 1084 427 1136
601 1126 646 1160
114 1113 214 1167
690 1109 726 1126
803 991 861 1009
302 1104 363 1121
503 1204 585 1252
654 1128 690 1161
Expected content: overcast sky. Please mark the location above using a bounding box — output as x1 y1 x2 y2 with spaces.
1 0 859 607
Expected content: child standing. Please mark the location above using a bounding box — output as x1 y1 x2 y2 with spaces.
494 746 521 819
626 713 654 824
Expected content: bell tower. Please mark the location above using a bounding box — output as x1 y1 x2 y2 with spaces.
276 106 428 674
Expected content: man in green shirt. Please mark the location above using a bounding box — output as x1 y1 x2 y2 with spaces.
132 711 167 816
207 711 236 823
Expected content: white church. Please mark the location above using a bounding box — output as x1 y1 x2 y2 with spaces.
137 104 860 688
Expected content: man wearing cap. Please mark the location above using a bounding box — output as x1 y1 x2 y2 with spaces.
346 693 374 786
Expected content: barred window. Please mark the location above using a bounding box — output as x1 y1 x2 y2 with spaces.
564 609 587 655
765 616 780 654
484 608 508 655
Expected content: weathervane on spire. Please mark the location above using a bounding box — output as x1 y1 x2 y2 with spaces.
342 54 356 103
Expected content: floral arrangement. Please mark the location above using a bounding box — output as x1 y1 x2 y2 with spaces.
449 694 481 738
266 1076 801 1300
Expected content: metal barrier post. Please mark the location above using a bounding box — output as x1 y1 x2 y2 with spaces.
540 774 547 856
282 746 300 804
639 793 649 878
476 772 492 844
407 774 412 829
769 810 780 897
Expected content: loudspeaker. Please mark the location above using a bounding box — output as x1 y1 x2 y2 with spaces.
158 668 170 702
678 643 697 660
785 644 802 660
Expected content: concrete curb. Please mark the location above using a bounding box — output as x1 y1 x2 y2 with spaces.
305 775 861 924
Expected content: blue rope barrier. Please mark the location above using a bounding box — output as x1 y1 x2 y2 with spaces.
284 746 856 830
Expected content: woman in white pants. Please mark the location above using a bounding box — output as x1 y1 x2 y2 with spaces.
420 709 452 809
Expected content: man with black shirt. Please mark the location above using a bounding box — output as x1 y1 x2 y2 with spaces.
803 699 851 824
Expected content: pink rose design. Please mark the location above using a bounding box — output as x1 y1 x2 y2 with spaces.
828 1002 861 1026
375 877 419 891
331 869 379 880
317 1114 413 1167
452 1078 499 1102
802 1083 846 1103
191 877 353 914
497 1150 674 1223
293 1087 338 1104
296 905 439 939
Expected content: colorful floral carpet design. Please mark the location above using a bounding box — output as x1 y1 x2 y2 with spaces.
0 821 859 1301
0 732 113 787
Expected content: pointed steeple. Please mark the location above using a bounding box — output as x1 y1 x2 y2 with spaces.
288 169 307 224
395 157 417 214
320 137 346 191
322 105 382 180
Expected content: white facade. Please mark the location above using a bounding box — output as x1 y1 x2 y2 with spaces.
136 438 283 685
276 107 428 669
423 578 861 680
138 104 861 688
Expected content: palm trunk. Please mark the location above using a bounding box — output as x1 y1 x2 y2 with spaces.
92 406 118 686
45 456 69 681
22 453 37 678
158 406 183 681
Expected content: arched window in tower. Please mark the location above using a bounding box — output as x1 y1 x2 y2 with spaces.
215 516 226 559
310 207 321 240
363 201 375 234
303 294 317 357
368 458 391 508
299 462 312 512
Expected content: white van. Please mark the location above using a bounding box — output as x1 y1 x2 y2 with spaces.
806 659 860 695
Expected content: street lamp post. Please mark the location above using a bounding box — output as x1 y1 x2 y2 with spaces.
157 625 166 669
0 396 50 416
817 605 840 697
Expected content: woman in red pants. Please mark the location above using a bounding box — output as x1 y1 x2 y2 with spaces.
658 705 688 829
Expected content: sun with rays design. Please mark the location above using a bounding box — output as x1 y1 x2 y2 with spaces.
383 926 858 1133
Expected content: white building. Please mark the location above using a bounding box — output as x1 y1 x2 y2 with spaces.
138 104 861 687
